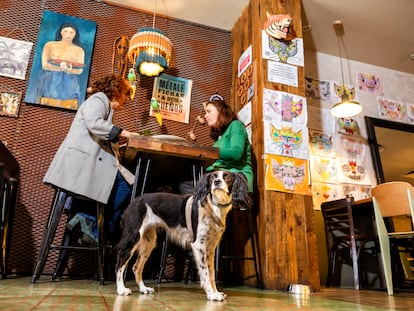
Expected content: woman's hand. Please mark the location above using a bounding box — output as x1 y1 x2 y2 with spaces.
120 130 140 139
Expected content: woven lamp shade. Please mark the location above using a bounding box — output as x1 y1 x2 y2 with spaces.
128 27 173 77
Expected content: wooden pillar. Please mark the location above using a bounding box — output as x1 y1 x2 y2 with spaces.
230 0 320 291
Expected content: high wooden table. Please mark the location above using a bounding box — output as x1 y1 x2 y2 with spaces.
124 134 219 198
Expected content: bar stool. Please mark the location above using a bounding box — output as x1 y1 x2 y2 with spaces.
31 188 105 285
0 162 19 279
215 205 262 288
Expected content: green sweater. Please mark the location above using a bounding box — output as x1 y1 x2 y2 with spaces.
206 120 254 192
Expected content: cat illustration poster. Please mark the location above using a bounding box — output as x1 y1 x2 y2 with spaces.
264 122 309 159
264 154 311 195
305 77 331 102
356 72 383 94
263 88 307 126
261 30 304 66
311 181 344 210
309 155 338 184
377 97 407 122
309 129 335 157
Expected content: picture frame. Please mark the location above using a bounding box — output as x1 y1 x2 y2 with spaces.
0 90 22 117
24 10 97 110
0 36 33 80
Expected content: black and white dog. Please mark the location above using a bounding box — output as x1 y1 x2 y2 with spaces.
114 170 251 301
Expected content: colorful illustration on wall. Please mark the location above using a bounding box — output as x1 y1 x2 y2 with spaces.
152 73 192 124
311 182 344 210
309 129 335 157
333 83 355 101
407 103 414 124
336 134 366 159
357 72 383 94
0 36 33 80
310 155 338 184
338 158 370 184
337 117 360 135
264 154 310 195
264 88 307 125
342 184 371 201
305 77 331 102
261 30 304 66
265 123 309 159
263 88 309 159
0 90 22 117
377 97 407 122
25 10 96 110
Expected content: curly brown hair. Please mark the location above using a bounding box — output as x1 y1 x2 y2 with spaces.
207 100 238 141
89 74 131 101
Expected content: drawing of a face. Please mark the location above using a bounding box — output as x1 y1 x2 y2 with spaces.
60 27 76 42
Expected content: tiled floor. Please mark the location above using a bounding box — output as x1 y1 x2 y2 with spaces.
0 276 413 311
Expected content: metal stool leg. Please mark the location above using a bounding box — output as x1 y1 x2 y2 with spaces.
158 233 169 284
32 189 67 283
96 202 105 285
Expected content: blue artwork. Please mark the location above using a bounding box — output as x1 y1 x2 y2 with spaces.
25 10 96 110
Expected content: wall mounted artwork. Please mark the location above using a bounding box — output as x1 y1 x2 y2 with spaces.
264 154 311 195
24 10 97 110
0 90 22 117
0 36 33 80
152 73 192 124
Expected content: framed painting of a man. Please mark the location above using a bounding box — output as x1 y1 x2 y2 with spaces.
25 10 97 110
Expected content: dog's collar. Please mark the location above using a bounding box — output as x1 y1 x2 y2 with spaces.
210 193 232 208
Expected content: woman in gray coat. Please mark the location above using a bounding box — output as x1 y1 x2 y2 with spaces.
43 74 136 237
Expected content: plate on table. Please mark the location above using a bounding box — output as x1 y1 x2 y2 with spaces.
151 135 187 142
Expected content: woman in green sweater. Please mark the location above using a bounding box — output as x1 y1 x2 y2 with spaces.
204 99 253 193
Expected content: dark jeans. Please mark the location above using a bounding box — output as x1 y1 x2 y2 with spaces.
108 171 132 234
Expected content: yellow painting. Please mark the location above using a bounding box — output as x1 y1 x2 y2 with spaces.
264 154 311 195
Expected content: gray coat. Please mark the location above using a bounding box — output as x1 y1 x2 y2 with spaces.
43 92 119 204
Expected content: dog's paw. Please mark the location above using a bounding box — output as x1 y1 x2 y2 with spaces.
206 291 227 301
117 287 132 296
139 285 155 294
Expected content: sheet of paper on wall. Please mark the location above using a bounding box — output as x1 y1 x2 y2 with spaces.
238 45 252 77
237 101 252 126
264 121 309 160
263 88 307 126
261 30 304 66
311 181 344 210
0 36 33 80
264 154 311 195
245 124 252 145
267 60 298 87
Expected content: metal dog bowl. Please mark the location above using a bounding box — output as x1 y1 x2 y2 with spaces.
285 284 312 295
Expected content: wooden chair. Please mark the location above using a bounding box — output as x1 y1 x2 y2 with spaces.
321 196 379 290
371 181 414 295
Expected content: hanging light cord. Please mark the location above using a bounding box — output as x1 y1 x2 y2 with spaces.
337 34 346 87
152 0 157 29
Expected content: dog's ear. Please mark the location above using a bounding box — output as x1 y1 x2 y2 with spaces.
231 172 252 210
193 172 212 207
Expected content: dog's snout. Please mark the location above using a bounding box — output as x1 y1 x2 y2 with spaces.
213 178 222 186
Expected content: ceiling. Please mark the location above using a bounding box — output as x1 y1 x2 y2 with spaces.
105 0 414 75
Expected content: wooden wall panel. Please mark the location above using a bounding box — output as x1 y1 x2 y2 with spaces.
231 0 320 291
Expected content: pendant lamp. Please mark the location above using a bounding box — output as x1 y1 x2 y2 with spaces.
330 20 363 118
128 1 173 77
